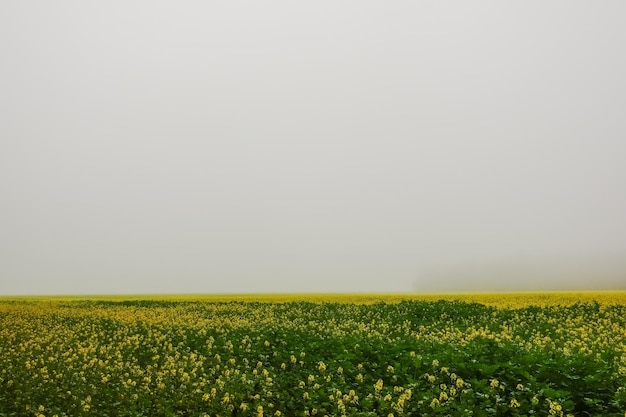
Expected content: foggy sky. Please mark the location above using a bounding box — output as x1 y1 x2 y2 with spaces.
2 1 626 295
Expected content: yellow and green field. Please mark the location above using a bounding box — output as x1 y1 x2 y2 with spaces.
1 292 625 416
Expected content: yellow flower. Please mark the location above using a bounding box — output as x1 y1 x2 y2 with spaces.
374 379 384 391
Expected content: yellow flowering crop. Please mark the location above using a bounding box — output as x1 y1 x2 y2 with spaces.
0 292 625 416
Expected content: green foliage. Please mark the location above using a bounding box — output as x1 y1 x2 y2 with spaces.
0 299 625 416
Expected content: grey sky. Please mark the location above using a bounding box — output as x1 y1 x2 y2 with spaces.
1 1 625 295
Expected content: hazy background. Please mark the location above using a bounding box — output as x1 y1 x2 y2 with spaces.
2 1 625 295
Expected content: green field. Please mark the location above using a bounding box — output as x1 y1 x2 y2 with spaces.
1 294 625 416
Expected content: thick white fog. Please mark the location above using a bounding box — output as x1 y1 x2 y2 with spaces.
1 2 625 295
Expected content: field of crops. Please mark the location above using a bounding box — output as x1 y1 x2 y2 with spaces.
1 292 626 417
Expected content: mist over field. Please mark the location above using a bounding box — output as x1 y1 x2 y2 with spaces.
415 256 626 292
1 1 626 295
